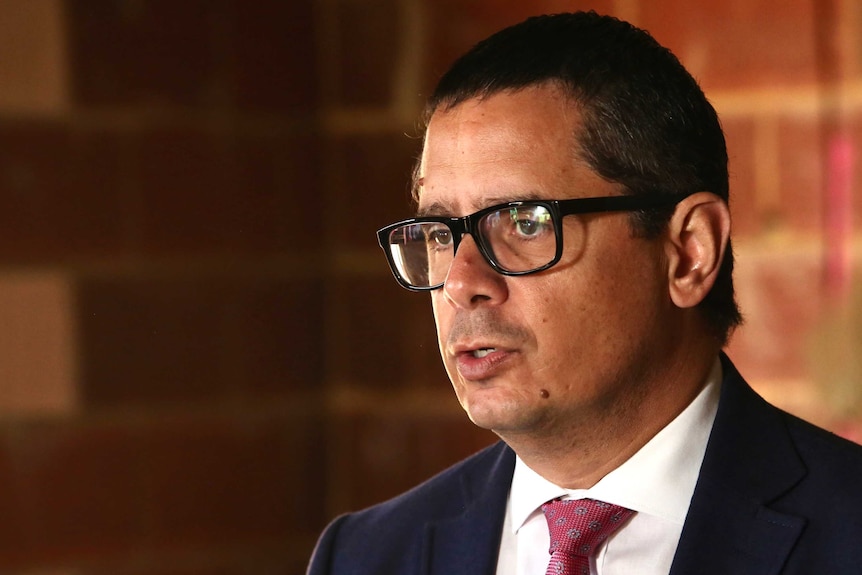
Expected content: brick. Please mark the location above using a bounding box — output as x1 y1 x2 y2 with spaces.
330 277 443 389
230 0 319 112
423 1 597 94
330 132 420 247
0 119 127 261
777 117 825 233
722 114 827 238
78 277 231 405
0 413 324 572
329 411 496 513
143 411 326 546
232 129 324 254
0 435 30 566
722 116 760 237
0 0 67 114
0 271 77 416
333 0 401 107
67 0 221 108
133 127 322 254
638 0 818 91
83 558 310 575
0 421 148 568
133 127 235 254
727 245 825 382
222 278 326 395
847 114 862 228
78 276 325 406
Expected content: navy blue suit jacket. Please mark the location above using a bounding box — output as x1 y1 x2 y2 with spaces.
307 356 862 574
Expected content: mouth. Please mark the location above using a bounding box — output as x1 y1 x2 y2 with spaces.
471 347 497 359
452 345 514 381
450 343 504 358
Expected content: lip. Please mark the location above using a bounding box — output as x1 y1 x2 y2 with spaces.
451 344 516 381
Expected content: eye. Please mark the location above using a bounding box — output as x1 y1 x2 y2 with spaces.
508 207 551 238
427 227 453 247
513 216 540 236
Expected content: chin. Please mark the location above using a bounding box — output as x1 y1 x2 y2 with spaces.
462 395 535 433
464 408 499 431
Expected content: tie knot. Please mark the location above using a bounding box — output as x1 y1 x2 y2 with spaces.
541 498 634 559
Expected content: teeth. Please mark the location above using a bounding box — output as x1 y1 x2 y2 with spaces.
472 348 496 358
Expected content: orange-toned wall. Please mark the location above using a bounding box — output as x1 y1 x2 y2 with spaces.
0 1 860 573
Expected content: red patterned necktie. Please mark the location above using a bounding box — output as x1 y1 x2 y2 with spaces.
541 498 634 575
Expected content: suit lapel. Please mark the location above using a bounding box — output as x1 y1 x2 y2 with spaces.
670 355 806 575
422 442 515 575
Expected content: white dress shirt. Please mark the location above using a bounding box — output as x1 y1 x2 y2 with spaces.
495 359 722 575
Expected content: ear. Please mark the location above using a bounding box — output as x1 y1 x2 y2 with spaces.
664 192 731 309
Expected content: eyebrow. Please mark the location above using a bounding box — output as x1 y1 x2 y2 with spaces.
415 201 452 218
416 191 547 218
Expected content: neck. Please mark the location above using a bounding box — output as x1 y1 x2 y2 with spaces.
499 342 720 489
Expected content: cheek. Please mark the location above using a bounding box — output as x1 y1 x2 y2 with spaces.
430 294 451 343
529 276 616 344
430 292 445 321
520 285 577 345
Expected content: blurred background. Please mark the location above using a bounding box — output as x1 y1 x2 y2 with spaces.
0 0 860 573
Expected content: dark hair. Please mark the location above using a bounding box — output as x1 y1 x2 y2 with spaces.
419 11 742 344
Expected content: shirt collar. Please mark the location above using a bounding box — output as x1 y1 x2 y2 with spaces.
508 358 722 533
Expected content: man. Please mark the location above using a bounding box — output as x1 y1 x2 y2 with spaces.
308 11 862 575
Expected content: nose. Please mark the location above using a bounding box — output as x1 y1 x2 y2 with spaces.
441 234 508 309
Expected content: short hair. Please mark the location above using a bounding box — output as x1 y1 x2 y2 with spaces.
418 11 742 344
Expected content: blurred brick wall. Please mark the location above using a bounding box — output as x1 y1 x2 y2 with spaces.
0 1 860 574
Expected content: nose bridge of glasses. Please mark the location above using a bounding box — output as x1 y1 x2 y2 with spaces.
446 213 478 253
448 213 503 275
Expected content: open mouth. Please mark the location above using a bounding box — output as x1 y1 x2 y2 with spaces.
472 348 497 358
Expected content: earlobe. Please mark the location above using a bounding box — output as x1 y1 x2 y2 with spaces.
665 192 731 309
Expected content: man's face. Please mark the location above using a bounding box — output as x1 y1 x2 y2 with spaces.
417 84 678 442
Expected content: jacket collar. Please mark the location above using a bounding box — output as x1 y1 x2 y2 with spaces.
670 353 806 575
422 441 515 575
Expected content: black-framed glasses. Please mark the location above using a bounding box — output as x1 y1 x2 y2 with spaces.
377 193 690 291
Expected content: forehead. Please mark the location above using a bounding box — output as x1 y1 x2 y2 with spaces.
415 85 607 216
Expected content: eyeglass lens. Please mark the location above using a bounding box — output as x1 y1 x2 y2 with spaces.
386 204 558 288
